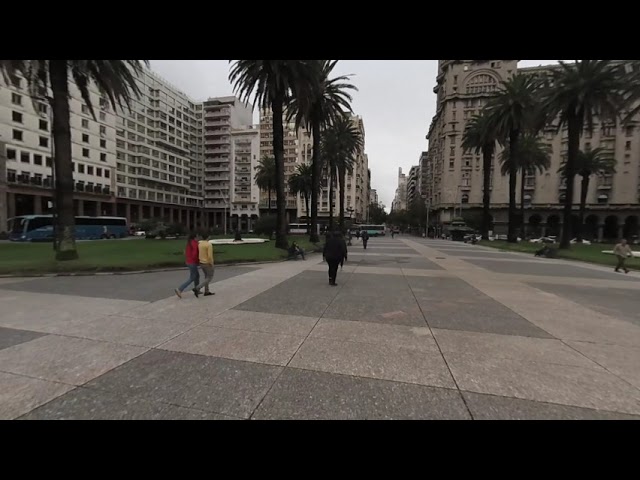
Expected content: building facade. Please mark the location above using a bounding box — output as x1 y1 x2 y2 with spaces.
370 188 379 206
229 125 260 231
391 167 407 212
406 165 419 207
425 60 640 240
418 151 429 200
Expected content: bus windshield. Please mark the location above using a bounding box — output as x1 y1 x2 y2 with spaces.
9 217 27 235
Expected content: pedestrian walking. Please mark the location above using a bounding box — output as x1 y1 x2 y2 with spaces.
362 230 369 249
193 233 215 297
174 233 200 299
614 238 633 274
323 231 347 286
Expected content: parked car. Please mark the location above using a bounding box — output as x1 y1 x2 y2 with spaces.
133 230 146 237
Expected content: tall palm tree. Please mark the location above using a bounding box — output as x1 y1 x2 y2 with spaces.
558 148 617 241
501 135 551 237
229 60 318 249
287 60 357 242
254 155 277 214
484 74 540 243
462 111 499 240
1 60 146 260
288 163 314 232
321 116 363 230
539 60 626 249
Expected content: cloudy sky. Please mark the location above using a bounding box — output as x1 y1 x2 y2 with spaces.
150 60 559 210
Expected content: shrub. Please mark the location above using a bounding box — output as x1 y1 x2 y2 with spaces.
0 231 8 240
254 215 277 236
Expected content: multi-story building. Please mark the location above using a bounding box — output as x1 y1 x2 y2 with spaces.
202 96 253 229
229 125 260 231
391 168 407 212
425 59 640 240
0 139 6 232
418 151 429 200
406 165 419 207
342 116 369 223
370 188 379 206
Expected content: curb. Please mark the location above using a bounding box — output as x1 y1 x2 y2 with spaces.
0 252 322 278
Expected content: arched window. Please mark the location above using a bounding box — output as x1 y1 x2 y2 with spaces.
461 194 469 204
465 74 498 95
598 194 609 204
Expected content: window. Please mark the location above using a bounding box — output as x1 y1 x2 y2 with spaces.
82 119 89 129
46 157 52 167
82 105 89 114
626 141 631 151
11 93 22 105
82 148 90 158
104 170 110 179
100 139 106 149
39 137 49 148
71 162 75 172
87 166 94 175
12 129 23 141
78 164 85 173
626 126 634 137
12 111 23 123
100 125 106 136
100 153 107 162
7 148 16 160
39 119 48 131
82 134 90 143
38 104 48 115
99 112 106 121
20 152 30 163
449 159 455 169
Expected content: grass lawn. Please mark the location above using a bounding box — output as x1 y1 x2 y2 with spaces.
480 240 640 271
0 235 320 275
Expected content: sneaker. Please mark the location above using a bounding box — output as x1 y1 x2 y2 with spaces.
204 292 214 296
175 289 182 299
192 288 200 298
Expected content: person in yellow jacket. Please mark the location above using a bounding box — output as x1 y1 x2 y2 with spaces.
193 233 215 297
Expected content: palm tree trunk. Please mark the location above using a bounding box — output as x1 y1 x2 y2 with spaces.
338 166 346 230
271 96 288 250
304 193 310 234
507 129 519 243
578 174 589 242
49 60 78 261
328 169 335 231
267 187 272 214
309 121 321 243
520 168 526 239
560 115 580 250
481 146 492 240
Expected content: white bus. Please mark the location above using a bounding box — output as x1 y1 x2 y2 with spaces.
358 224 386 237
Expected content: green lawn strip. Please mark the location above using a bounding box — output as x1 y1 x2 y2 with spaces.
0 235 321 275
479 240 640 271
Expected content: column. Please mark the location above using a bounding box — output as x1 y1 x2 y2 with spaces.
618 225 625 240
8 192 16 219
597 225 604 243
77 199 84 216
96 201 102 216
125 203 131 223
33 195 42 214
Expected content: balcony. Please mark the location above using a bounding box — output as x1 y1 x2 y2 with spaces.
204 110 231 119
205 138 229 146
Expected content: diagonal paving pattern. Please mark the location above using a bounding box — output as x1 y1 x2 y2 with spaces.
1 236 639 419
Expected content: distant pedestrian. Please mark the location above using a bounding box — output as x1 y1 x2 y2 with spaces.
362 230 369 249
175 233 200 299
614 238 633 274
391 230 395 239
323 231 347 286
193 233 215 297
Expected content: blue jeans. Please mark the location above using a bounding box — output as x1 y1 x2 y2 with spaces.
178 263 200 292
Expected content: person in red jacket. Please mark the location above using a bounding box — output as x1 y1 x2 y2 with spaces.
175 233 201 299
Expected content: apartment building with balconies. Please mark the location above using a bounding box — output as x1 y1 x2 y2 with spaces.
391 168 407 212
407 164 419 207
230 125 260 231
425 60 640 240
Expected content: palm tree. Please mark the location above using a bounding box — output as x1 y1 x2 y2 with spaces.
558 148 616 241
254 156 277 214
320 116 363 230
462 111 499 240
287 60 357 242
1 60 146 260
539 60 626 249
229 60 318 249
484 74 540 243
501 135 551 237
288 163 314 232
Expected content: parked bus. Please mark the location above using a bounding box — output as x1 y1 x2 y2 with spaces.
358 224 386 237
8 215 128 242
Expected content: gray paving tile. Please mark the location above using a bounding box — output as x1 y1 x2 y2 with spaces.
233 271 340 317
311 318 438 352
205 310 318 336
0 335 147 385
465 258 639 282
408 276 553 338
290 336 455 388
160 325 305 366
85 349 282 419
20 387 239 420
0 371 74 420
253 368 471 420
446 352 640 415
323 292 427 327
0 327 46 351
462 391 640 420
530 282 640 327
0 266 259 302
566 341 640 390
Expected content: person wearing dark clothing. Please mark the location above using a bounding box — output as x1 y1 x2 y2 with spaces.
361 230 369 249
323 232 347 286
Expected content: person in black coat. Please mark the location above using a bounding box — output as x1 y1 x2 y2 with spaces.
323 231 347 286
361 230 369 249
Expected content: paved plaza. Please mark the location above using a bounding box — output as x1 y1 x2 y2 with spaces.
1 237 640 419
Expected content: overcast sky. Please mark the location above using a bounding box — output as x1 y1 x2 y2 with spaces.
150 60 560 210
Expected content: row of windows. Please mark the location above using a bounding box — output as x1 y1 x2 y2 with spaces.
72 162 110 178
6 148 109 169
11 129 49 148
11 111 48 131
